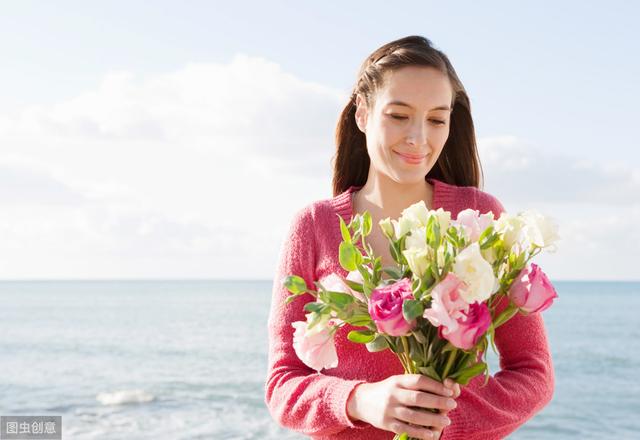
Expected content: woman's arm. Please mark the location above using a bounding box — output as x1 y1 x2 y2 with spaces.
441 191 555 439
264 205 369 437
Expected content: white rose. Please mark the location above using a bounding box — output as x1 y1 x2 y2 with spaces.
405 227 427 251
480 246 498 265
392 215 418 238
431 207 452 233
436 246 446 270
452 242 497 303
495 213 527 249
402 200 430 226
403 247 430 278
379 217 395 240
520 210 560 251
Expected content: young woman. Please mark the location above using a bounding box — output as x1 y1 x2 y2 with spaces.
265 35 554 440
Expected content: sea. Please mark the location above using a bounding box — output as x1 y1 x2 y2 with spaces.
0 280 638 439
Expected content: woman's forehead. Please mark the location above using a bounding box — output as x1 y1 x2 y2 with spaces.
376 68 453 110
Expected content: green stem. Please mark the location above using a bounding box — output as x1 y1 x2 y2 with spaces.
442 347 458 379
401 337 414 373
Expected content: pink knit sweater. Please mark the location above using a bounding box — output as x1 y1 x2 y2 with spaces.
264 177 555 439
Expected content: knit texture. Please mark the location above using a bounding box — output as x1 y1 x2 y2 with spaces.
264 177 555 439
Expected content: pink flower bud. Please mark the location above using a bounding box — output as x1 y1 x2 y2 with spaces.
509 263 558 313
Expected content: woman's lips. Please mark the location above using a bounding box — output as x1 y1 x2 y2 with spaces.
394 150 426 164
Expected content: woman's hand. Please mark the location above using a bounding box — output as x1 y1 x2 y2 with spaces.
432 378 461 440
347 374 460 439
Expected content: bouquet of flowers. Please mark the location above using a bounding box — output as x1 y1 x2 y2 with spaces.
284 201 559 440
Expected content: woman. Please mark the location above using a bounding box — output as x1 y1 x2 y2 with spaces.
264 35 554 440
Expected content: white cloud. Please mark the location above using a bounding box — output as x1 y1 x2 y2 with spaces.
0 54 341 279
478 135 640 206
479 136 640 281
0 55 637 280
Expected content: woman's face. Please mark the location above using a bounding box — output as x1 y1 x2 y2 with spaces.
355 66 453 185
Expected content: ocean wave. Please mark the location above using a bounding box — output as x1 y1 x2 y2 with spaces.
96 389 155 405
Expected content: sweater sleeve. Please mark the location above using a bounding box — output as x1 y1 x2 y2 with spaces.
441 192 555 440
264 205 368 437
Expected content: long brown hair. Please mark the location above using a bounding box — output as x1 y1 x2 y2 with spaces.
332 35 484 196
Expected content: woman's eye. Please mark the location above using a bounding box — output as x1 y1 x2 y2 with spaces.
390 114 408 120
430 119 446 125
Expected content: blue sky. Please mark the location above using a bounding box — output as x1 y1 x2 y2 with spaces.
0 1 638 280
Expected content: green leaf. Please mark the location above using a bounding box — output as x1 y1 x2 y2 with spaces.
382 266 403 279
412 330 428 344
306 312 325 331
346 314 372 327
366 334 389 352
362 211 372 236
446 226 459 242
363 282 373 298
480 233 499 250
347 330 376 344
283 275 308 294
343 279 364 293
285 292 304 304
421 270 435 291
389 242 401 264
339 241 359 271
418 365 441 382
303 302 325 313
325 290 355 308
494 303 519 328
487 325 498 355
429 261 439 280
433 220 441 247
450 361 487 385
402 299 424 322
478 225 495 243
357 265 371 283
426 218 436 247
352 216 362 236
440 342 457 353
339 216 351 243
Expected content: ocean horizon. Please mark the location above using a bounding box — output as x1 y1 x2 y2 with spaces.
1 279 637 439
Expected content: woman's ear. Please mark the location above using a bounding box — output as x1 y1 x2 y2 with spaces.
354 94 368 134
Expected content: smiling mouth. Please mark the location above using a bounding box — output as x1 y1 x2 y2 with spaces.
394 150 427 163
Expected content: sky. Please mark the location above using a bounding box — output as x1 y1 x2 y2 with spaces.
0 1 638 280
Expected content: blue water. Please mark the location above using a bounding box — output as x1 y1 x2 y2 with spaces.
0 280 637 439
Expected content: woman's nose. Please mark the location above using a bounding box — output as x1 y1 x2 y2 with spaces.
406 121 428 147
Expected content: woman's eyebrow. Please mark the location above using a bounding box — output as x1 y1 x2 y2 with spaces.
387 100 450 111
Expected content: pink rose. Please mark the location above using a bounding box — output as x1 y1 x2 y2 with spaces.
291 315 339 372
443 302 491 350
455 208 494 242
423 272 470 330
368 278 417 336
508 263 558 313
423 272 491 350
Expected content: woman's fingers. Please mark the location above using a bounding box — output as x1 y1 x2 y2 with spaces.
444 379 461 398
395 388 457 412
396 374 453 397
389 420 437 440
390 405 451 430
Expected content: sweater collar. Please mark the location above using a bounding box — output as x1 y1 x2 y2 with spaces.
331 177 457 223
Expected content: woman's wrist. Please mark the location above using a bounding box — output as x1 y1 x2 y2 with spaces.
346 382 368 422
